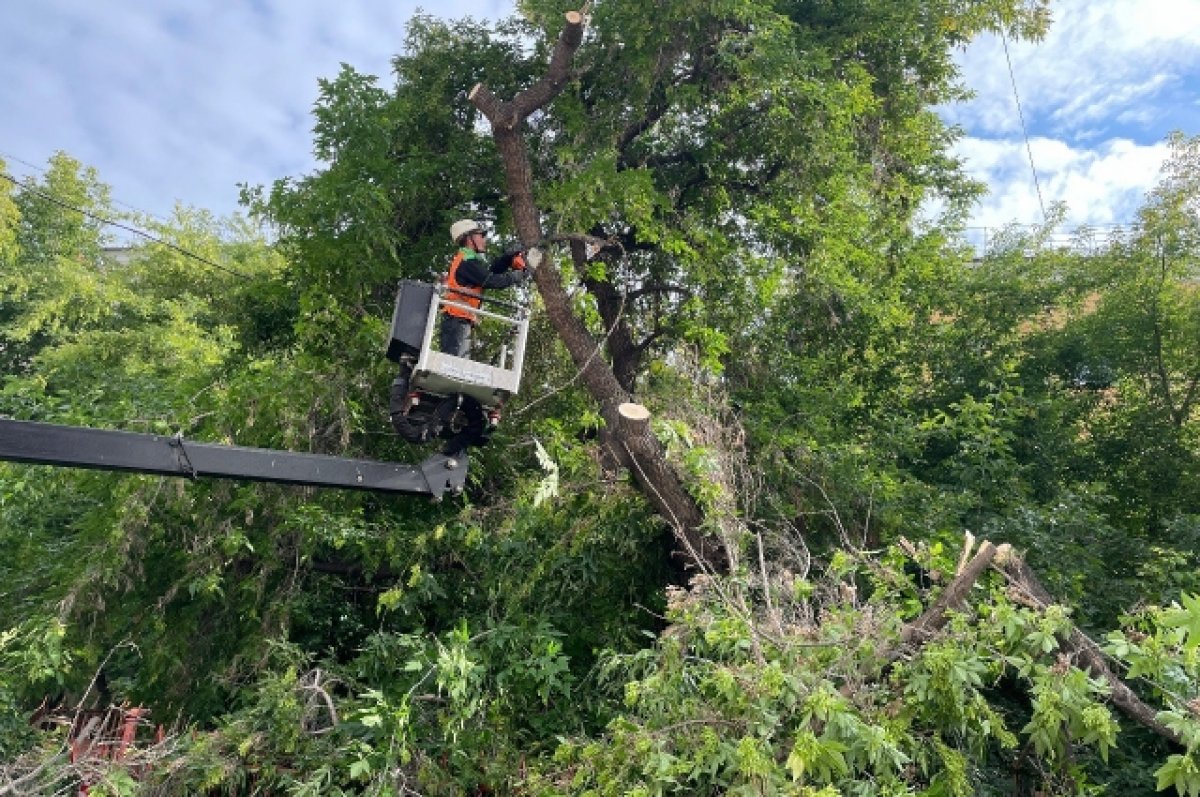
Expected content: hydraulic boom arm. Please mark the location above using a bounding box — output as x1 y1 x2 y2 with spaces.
0 418 468 499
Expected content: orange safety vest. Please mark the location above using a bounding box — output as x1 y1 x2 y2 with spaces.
443 249 485 324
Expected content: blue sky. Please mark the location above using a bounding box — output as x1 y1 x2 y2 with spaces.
0 0 514 227
945 0 1200 242
2 0 1198 245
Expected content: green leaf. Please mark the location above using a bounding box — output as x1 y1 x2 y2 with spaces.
1162 594 1200 650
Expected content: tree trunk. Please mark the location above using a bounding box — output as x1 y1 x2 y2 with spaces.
468 11 728 573
580 268 641 394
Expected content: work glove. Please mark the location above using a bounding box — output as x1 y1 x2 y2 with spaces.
511 253 526 271
492 250 524 273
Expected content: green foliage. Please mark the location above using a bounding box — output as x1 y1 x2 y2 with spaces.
526 544 1141 796
5 5 1200 797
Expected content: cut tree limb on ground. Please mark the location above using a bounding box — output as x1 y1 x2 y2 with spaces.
894 538 1180 746
468 10 728 573
991 544 1182 745
900 540 997 646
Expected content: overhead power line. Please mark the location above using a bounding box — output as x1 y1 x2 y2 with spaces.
0 150 47 174
0 148 172 223
999 27 1047 223
0 171 249 280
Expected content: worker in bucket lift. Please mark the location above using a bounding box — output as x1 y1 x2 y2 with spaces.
440 219 529 358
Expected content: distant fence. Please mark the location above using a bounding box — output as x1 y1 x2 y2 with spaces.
955 224 1140 259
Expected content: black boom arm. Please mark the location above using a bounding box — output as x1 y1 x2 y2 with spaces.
0 418 467 499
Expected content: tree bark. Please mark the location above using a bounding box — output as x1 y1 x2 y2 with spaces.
890 540 1180 745
991 545 1182 745
899 541 997 646
468 11 727 573
580 266 641 393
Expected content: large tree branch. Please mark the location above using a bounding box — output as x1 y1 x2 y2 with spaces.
889 540 1180 746
899 540 997 646
991 545 1181 745
580 266 641 393
633 328 672 357
469 13 584 128
469 10 728 573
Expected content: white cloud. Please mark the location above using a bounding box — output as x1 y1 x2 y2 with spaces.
947 0 1200 140
1050 73 1175 127
0 0 516 222
953 135 1171 231
940 0 1200 237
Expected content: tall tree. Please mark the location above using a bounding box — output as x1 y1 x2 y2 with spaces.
248 0 1050 573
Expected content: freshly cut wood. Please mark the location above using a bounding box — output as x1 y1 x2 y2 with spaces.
618 402 651 435
618 402 650 421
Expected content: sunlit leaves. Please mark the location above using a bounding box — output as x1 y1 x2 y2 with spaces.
1158 752 1200 797
1161 594 1200 652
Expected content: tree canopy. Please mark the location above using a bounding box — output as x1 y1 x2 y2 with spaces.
5 2 1200 795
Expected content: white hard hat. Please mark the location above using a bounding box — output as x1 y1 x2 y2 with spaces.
450 219 483 243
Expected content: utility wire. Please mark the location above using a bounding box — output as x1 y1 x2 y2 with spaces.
0 171 249 280
0 150 48 174
0 148 171 223
999 27 1047 222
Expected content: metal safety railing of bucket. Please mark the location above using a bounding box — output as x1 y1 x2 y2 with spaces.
410 284 531 407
